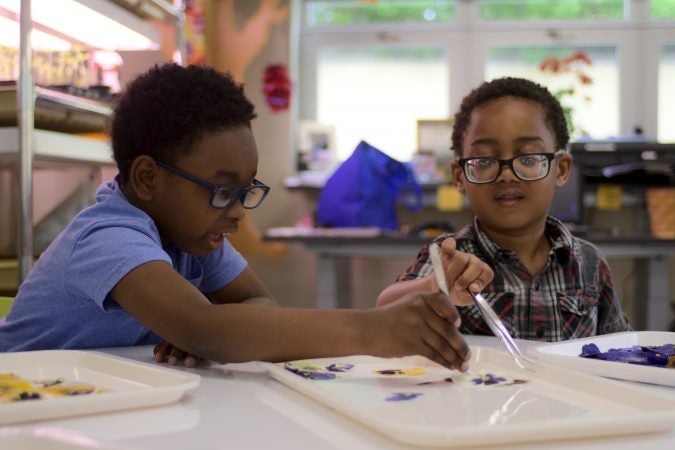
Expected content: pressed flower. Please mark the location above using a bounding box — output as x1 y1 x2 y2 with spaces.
283 364 337 380
471 373 507 386
386 392 423 402
326 363 354 372
579 343 675 368
375 368 426 376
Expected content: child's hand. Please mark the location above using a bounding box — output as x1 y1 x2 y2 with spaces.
431 237 494 307
372 291 470 372
153 341 204 368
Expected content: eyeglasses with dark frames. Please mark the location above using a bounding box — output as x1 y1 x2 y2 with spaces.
156 160 270 209
458 150 566 184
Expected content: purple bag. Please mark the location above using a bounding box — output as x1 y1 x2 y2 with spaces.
316 141 422 231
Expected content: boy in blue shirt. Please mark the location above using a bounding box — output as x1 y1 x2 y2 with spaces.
0 64 471 371
378 77 630 341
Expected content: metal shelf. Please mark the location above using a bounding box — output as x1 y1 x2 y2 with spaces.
0 127 113 166
1 83 112 133
8 0 185 280
109 0 183 21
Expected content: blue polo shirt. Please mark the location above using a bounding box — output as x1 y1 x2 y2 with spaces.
0 178 247 351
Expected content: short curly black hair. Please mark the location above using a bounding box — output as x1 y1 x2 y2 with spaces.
451 77 569 157
110 63 257 182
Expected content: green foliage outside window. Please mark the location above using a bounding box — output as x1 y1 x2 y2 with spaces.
479 0 624 20
652 0 675 19
306 0 675 25
306 1 455 26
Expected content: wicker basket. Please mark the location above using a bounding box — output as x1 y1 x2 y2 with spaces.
646 188 675 239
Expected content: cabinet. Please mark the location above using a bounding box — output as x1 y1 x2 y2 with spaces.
1 0 185 284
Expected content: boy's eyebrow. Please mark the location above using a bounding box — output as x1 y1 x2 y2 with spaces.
470 136 546 147
212 169 258 182
513 136 546 145
469 137 499 147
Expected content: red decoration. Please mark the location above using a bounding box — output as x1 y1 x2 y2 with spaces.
263 64 291 112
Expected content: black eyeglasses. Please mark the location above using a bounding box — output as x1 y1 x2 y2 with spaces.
156 160 270 209
458 150 565 184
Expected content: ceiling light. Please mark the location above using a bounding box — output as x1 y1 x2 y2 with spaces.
0 0 159 50
0 15 72 50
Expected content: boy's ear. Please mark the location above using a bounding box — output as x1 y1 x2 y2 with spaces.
129 155 161 201
555 153 573 187
450 161 465 193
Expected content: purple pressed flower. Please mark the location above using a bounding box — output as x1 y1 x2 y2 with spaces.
579 343 675 368
472 373 507 385
386 392 423 402
580 343 601 358
284 365 336 380
326 363 354 372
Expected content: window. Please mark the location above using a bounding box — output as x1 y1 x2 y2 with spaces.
652 0 675 20
479 0 624 21
305 0 456 26
297 0 675 167
658 44 675 142
316 47 449 162
485 46 618 138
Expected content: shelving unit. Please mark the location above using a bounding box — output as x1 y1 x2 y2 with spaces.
0 128 112 165
3 0 185 283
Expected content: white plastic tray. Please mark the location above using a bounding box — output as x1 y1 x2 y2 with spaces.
264 347 675 448
529 331 675 386
0 350 200 425
0 428 137 450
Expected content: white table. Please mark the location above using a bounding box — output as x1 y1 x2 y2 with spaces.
264 230 675 331
5 337 675 450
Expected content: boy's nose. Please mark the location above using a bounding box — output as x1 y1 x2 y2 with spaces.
221 199 246 221
495 164 518 182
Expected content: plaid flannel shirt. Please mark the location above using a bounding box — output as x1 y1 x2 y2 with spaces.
396 216 631 342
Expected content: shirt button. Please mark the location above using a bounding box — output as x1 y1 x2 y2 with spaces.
536 328 545 339
533 282 540 291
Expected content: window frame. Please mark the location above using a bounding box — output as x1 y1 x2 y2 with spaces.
293 0 675 166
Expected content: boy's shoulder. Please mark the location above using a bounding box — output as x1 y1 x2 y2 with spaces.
59 179 161 252
569 235 607 262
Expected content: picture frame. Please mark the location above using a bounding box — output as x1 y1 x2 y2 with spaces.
416 119 454 157
297 121 337 172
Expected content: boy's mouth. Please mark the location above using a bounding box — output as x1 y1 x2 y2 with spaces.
493 190 525 205
206 230 236 249
207 233 225 248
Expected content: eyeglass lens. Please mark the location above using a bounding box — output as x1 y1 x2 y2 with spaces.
465 154 551 183
213 185 267 208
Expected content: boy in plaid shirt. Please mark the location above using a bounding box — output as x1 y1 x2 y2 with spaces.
377 77 630 341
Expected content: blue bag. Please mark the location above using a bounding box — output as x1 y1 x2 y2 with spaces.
316 140 423 231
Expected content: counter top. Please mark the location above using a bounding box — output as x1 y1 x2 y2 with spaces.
5 336 675 450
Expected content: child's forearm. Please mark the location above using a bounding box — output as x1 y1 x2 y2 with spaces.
189 304 373 363
188 298 469 371
242 296 278 307
376 276 434 306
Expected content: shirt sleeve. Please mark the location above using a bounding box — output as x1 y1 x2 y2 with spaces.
197 239 247 293
64 222 171 310
395 234 450 282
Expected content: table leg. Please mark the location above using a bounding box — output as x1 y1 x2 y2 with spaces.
646 256 672 331
316 253 352 309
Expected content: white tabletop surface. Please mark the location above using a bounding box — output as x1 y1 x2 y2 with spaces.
3 336 675 450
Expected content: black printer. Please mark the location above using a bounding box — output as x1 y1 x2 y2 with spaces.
569 141 675 186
